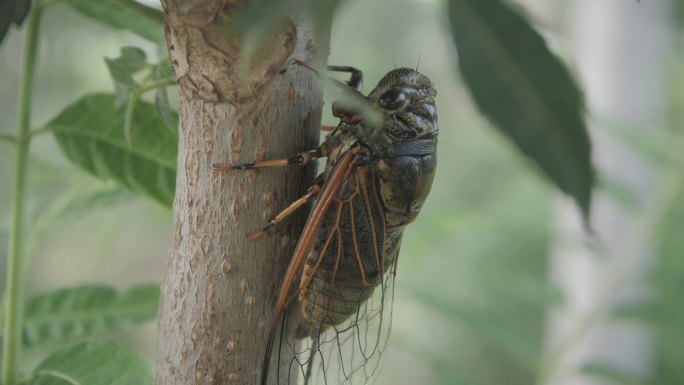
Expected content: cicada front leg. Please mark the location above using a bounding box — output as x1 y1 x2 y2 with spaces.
293 59 365 91
327 64 364 91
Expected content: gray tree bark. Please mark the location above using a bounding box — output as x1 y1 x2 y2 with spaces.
156 2 329 384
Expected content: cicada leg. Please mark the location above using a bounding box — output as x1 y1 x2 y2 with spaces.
212 125 343 172
293 59 365 91
326 64 364 91
247 184 321 240
212 148 323 173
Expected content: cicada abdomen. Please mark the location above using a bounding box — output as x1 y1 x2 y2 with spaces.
213 64 437 385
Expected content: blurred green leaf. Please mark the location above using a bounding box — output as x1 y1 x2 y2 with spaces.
614 300 684 328
228 0 342 69
447 0 593 220
677 0 684 29
596 172 640 210
651 187 684 385
154 85 177 131
153 63 178 131
28 340 154 385
581 362 650 385
0 0 31 44
231 0 343 34
596 116 669 165
38 183 132 224
46 93 177 207
64 0 164 44
22 285 159 347
104 48 177 143
105 46 148 105
23 183 132 264
408 287 539 371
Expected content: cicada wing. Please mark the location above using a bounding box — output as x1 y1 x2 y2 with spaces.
297 246 399 385
279 166 402 385
261 150 360 385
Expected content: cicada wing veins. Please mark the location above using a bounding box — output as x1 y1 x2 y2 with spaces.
294 257 398 385
261 149 361 385
267 160 401 385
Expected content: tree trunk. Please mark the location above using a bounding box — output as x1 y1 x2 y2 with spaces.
156 2 328 384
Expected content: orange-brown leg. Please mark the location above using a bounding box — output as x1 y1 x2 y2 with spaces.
212 148 323 173
248 185 322 240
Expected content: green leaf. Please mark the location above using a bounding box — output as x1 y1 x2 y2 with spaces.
448 0 593 220
227 0 341 73
39 184 132 224
46 93 177 207
28 340 154 385
64 0 164 44
678 0 684 29
154 86 177 131
408 287 539 370
0 0 32 44
231 0 343 34
105 46 149 105
581 362 650 385
23 184 132 264
22 285 160 347
153 63 178 131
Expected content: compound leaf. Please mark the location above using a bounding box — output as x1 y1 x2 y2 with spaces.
64 0 164 44
46 93 177 207
29 340 154 385
22 285 160 347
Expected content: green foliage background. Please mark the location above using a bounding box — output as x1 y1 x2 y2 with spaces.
0 0 681 384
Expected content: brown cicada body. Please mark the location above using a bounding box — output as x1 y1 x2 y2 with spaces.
214 64 437 385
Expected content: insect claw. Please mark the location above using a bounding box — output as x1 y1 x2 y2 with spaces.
213 163 236 172
247 230 265 241
293 59 318 75
248 220 276 240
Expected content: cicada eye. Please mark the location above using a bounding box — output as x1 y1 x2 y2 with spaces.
378 88 407 111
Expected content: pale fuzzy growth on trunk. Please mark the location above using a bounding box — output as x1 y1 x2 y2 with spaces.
156 1 329 384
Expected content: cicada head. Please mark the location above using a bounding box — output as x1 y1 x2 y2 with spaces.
368 68 438 140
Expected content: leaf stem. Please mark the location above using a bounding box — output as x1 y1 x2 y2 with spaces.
137 77 176 94
2 3 44 385
123 77 176 145
111 0 164 25
123 92 137 146
0 133 17 143
28 126 51 138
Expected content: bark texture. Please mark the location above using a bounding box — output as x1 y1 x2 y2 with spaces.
156 2 326 384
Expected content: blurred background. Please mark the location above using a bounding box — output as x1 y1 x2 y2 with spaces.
1 0 682 384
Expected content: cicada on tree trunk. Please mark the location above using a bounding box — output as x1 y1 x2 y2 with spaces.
214 63 438 385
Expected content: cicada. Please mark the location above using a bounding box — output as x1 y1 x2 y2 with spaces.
213 63 438 385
